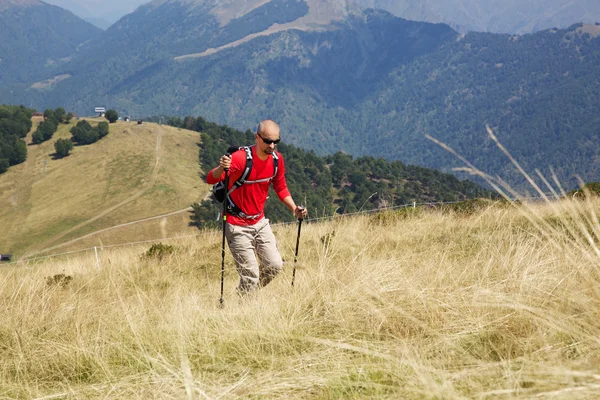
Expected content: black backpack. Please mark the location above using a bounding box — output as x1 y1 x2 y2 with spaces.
212 146 279 218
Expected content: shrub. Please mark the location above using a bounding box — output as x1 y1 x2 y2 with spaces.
369 206 423 225
96 121 109 138
105 109 118 123
0 158 8 174
32 119 58 143
54 138 73 158
31 130 45 144
46 273 73 287
142 243 177 261
70 120 107 145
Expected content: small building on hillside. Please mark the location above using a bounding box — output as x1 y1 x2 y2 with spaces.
94 107 106 117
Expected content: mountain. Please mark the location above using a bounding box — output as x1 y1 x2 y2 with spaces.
42 0 142 27
2 0 600 188
354 0 600 34
0 0 102 85
83 17 112 30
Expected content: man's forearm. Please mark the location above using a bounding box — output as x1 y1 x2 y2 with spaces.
211 166 225 179
282 196 297 213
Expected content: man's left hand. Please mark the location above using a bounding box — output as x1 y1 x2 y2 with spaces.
295 206 307 220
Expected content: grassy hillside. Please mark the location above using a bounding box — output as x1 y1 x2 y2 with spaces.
0 118 208 257
2 197 600 398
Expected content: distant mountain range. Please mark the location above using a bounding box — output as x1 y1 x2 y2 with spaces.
39 0 600 34
2 0 600 187
355 0 600 34
42 0 136 29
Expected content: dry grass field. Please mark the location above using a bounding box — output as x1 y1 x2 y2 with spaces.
0 119 209 257
2 196 600 399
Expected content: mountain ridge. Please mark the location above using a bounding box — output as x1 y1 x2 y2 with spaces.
0 0 101 84
0 0 41 12
354 0 600 34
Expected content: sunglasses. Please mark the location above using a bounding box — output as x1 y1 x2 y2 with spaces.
257 132 280 145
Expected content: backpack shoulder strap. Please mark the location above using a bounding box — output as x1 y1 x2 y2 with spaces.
228 146 253 193
272 150 279 177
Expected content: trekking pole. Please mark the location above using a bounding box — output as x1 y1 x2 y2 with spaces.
219 170 229 307
291 210 304 287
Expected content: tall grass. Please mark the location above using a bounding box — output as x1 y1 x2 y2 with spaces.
2 195 600 399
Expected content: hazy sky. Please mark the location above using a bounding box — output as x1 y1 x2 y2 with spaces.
43 0 150 24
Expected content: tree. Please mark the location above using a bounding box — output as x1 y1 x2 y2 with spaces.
190 200 219 229
105 109 118 123
70 120 100 145
0 158 9 174
31 130 44 144
32 119 58 143
96 121 109 138
54 138 73 158
54 107 66 123
10 139 27 164
43 109 56 122
0 105 33 172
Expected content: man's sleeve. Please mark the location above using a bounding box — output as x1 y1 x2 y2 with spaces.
273 153 291 201
206 151 244 185
206 167 224 184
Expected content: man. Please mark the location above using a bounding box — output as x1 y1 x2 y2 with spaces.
207 120 308 293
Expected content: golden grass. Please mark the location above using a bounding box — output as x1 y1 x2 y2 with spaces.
2 198 600 399
0 120 208 257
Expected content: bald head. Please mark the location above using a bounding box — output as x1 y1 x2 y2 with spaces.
257 120 279 137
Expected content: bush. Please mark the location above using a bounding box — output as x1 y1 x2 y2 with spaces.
142 243 177 261
31 130 44 144
369 206 423 225
43 108 55 122
71 126 99 144
46 274 73 287
96 121 109 138
32 119 58 144
54 107 66 123
0 158 9 174
54 138 73 158
10 138 27 164
105 109 118 123
70 119 107 145
190 200 220 229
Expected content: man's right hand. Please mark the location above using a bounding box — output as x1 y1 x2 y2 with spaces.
220 154 232 170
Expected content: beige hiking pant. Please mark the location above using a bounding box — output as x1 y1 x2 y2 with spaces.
225 218 283 293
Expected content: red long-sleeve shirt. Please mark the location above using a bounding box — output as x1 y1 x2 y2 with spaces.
207 146 291 226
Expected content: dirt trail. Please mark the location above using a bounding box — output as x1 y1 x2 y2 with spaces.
34 187 214 254
34 206 195 255
27 126 165 256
